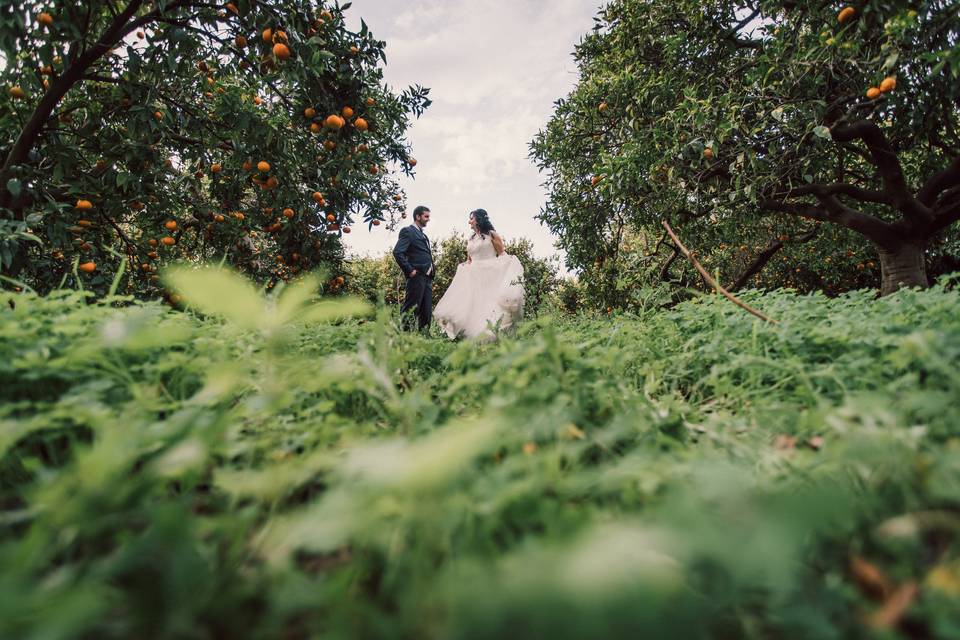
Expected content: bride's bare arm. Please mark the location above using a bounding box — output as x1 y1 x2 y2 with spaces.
491 232 505 256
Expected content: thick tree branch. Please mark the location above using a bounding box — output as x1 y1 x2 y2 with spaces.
788 182 889 206
728 227 818 292
830 121 934 225
760 194 898 247
918 156 960 207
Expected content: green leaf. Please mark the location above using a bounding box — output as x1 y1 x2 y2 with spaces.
162 265 266 331
6 179 21 198
813 125 831 139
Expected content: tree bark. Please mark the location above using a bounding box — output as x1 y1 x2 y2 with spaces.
878 242 928 296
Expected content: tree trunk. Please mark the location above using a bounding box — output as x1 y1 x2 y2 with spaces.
878 242 928 296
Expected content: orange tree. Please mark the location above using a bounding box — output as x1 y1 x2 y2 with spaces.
532 0 959 299
0 0 429 296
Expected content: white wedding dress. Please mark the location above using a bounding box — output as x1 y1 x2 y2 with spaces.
434 234 525 340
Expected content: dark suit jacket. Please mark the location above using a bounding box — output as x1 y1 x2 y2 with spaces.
393 225 435 278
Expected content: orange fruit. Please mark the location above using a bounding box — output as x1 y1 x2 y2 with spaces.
304 107 316 118
866 87 881 99
262 28 273 43
235 35 247 47
358 143 368 152
350 46 359 55
369 165 379 174
342 226 351 234
372 219 381 226
154 110 163 120
274 30 288 42
354 117 368 131
408 158 417 167
283 208 295 218
164 220 177 231
310 122 321 133
266 177 278 189
148 251 158 259
77 219 92 227
703 147 714 159
326 213 336 222
78 261 96 273
161 236 175 246
312 191 324 204
38 11 54 26
214 214 225 222
366 97 375 106
837 7 856 23
323 140 336 150
9 86 26 99
211 163 222 173
342 106 354 118
879 77 896 93
273 43 291 60
257 160 270 172
253 95 263 105
598 102 608 112
324 114 345 130
75 199 93 210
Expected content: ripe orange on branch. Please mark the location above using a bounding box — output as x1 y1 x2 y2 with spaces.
879 77 896 93
342 106 354 119
304 107 316 118
9 86 26 99
75 199 93 210
703 147 714 159
262 28 273 43
354 117 369 131
837 7 856 24
164 220 178 230
161 236 176 246
79 262 96 273
324 114 345 130
257 160 271 172
273 43 291 60
866 87 881 99
312 191 325 204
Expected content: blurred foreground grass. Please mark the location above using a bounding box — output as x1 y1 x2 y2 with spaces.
2 268 959 639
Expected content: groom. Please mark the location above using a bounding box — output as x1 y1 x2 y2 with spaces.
393 206 435 331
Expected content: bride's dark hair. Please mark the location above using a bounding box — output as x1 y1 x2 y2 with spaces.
470 209 495 237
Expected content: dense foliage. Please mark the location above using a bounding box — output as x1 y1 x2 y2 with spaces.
0 0 429 297
2 269 959 638
532 0 960 298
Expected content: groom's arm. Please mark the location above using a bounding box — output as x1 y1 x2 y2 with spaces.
393 227 415 276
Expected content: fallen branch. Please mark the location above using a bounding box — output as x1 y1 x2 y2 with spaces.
661 219 778 325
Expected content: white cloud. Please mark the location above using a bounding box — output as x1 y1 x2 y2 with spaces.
342 0 602 262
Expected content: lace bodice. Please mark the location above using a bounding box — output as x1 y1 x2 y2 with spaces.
468 234 498 261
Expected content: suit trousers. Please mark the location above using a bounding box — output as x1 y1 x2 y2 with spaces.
401 273 433 330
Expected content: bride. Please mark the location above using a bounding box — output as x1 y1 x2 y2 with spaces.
434 209 525 340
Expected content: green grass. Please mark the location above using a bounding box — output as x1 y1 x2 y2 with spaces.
2 270 959 639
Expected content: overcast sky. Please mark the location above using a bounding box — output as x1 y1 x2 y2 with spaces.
341 0 602 262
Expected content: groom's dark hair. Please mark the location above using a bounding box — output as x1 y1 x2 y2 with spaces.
413 205 430 221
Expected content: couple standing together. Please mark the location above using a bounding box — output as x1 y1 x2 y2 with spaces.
392 206 525 340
